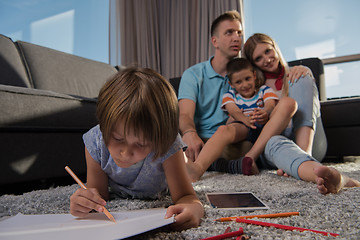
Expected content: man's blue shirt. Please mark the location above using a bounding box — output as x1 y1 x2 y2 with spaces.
178 56 231 139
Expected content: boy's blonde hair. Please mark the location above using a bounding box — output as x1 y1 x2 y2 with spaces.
96 67 179 159
242 33 289 96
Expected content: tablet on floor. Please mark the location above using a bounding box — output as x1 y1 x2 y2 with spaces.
206 192 269 210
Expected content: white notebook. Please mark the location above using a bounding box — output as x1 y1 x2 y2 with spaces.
0 208 174 240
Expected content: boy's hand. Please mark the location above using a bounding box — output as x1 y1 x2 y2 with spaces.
250 108 269 125
165 202 204 231
70 188 107 218
244 115 257 129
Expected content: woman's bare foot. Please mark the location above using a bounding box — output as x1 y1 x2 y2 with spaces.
314 166 342 194
313 166 360 194
276 169 290 177
185 161 203 182
344 177 360 188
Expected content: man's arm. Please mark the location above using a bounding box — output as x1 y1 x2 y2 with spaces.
178 99 204 162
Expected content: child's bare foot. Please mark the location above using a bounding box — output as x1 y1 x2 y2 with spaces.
276 169 290 177
185 161 203 182
313 166 360 194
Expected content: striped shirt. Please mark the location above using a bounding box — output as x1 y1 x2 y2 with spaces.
221 85 278 115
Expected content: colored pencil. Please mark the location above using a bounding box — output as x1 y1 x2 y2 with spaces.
215 212 300 222
236 218 339 237
65 166 116 223
200 228 244 240
223 226 231 234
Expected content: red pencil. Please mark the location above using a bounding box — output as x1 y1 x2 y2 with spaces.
215 212 300 222
236 218 339 237
223 226 231 234
200 228 244 240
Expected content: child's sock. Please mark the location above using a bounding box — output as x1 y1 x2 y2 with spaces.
209 157 229 172
240 157 253 175
210 157 253 174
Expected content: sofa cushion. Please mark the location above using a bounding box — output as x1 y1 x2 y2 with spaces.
16 41 118 98
321 97 360 127
0 34 31 88
0 85 98 130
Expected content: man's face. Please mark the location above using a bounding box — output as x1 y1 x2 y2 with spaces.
212 20 243 59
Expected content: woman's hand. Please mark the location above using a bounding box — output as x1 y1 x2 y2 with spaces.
287 65 313 84
70 188 107 218
165 202 204 231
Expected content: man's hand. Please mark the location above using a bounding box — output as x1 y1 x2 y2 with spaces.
182 131 204 162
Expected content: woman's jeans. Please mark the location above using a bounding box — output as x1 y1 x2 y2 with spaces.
260 75 327 179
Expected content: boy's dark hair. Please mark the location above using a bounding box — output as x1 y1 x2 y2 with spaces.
226 58 262 90
211 10 241 36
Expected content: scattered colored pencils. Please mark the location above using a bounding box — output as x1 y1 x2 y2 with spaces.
236 218 339 237
215 212 300 222
65 166 116 223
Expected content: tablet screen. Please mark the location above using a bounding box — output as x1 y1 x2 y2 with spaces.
206 192 269 210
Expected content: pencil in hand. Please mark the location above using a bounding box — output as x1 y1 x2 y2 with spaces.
65 166 116 223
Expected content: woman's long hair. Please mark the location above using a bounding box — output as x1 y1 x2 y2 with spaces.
242 33 289 96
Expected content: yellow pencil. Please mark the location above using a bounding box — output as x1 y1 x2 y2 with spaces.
65 166 116 223
215 212 300 222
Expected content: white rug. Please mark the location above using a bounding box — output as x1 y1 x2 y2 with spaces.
1 160 359 239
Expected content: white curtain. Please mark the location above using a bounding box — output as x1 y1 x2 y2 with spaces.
109 0 242 80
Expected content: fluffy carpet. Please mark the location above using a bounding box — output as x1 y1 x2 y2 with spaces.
1 160 359 240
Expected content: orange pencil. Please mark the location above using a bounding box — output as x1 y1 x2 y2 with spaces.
215 212 299 222
65 166 116 223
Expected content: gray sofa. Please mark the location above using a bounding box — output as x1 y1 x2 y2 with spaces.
0 34 119 190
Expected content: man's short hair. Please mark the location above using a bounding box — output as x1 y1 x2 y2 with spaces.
210 10 241 36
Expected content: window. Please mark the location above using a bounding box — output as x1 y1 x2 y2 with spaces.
0 0 109 64
243 0 360 99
